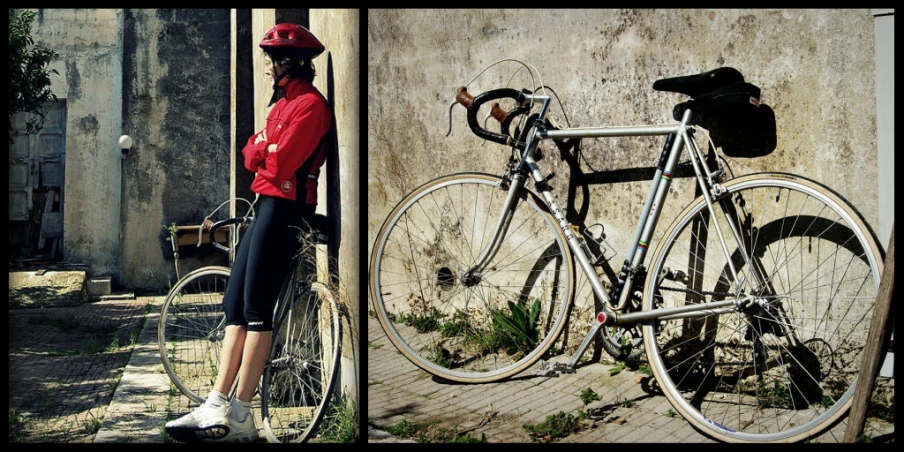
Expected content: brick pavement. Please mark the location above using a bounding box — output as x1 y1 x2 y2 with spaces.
8 297 151 442
367 316 894 443
8 287 895 443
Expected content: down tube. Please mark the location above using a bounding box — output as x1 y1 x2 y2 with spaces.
522 156 613 307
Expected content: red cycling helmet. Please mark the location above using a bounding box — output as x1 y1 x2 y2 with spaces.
259 23 325 58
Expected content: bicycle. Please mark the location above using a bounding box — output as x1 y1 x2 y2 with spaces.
158 200 342 443
368 61 885 443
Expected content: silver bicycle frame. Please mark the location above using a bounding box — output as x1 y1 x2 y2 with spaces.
466 94 749 367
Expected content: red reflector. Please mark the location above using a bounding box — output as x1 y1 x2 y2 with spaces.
597 312 607 324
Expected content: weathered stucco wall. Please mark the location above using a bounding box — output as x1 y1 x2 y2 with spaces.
34 9 124 278
31 9 232 291
312 6 362 410
368 9 881 351
120 9 232 291
368 9 879 247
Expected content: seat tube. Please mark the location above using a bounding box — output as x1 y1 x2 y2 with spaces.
615 113 690 310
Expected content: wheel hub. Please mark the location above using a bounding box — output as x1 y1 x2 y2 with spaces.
460 271 483 287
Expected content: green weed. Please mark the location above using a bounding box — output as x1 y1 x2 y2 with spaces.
9 409 32 442
81 411 103 434
580 388 600 406
387 419 422 438
425 340 453 368
318 394 358 443
757 380 792 409
396 312 443 333
523 411 583 442
492 300 541 355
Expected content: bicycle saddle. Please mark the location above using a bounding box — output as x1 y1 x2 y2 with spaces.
653 67 745 98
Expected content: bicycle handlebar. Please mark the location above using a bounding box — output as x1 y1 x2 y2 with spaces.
208 213 333 255
460 87 528 149
455 87 508 123
209 217 249 254
500 104 529 140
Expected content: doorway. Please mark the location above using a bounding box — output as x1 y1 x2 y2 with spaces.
9 100 67 262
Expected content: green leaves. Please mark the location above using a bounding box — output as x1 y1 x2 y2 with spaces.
492 299 542 355
579 388 600 406
9 9 60 144
523 411 584 442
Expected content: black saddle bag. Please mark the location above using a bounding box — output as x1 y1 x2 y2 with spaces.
673 81 777 158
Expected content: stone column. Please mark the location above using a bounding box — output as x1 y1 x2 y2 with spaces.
310 8 361 412
230 10 256 228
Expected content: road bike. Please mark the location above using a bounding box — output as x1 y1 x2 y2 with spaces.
369 61 885 442
158 199 342 443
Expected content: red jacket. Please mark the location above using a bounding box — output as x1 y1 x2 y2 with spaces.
242 78 332 205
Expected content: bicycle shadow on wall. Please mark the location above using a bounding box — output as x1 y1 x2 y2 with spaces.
323 53 341 285
652 211 875 410
539 98 882 416
519 98 778 369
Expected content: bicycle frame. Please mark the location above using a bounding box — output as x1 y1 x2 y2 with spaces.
465 94 754 368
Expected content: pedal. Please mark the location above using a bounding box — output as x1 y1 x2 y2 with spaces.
534 361 575 377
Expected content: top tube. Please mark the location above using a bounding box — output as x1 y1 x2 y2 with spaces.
518 93 688 139
537 124 684 139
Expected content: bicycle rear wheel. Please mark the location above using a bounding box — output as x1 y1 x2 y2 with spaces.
642 173 883 442
370 173 575 383
158 266 230 404
261 281 341 443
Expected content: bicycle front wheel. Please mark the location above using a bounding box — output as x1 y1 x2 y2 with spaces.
158 266 231 404
642 173 883 442
370 173 575 383
261 281 341 443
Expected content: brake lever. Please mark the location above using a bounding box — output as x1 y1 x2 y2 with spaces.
480 113 493 147
447 97 492 147
445 100 457 137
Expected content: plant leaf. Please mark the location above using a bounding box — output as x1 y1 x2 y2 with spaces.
508 301 527 331
494 311 527 342
608 364 624 376
529 299 541 329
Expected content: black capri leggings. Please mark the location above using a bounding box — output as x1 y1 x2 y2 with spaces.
222 195 314 332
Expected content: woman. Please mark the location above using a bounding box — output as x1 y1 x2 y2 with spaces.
165 22 332 443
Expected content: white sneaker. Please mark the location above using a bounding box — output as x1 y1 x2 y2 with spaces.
208 410 260 443
165 403 230 443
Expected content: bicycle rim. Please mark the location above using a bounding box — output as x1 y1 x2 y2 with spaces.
158 266 231 404
262 281 341 443
371 173 575 383
643 174 883 442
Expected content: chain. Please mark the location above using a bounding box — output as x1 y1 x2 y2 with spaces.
658 285 736 298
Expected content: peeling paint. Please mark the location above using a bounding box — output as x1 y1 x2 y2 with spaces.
75 115 99 134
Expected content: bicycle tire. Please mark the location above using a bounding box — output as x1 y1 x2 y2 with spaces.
642 173 884 442
261 281 342 443
370 172 575 383
158 266 231 404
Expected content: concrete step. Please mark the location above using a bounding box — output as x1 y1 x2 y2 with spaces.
8 270 87 309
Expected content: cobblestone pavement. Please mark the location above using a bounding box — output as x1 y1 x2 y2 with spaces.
367 316 894 443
